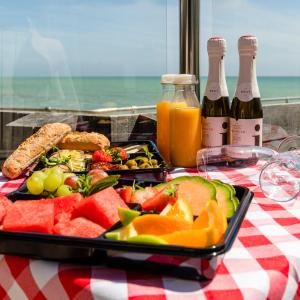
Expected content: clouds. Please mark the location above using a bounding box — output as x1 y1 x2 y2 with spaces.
0 0 299 76
0 0 179 76
200 0 300 76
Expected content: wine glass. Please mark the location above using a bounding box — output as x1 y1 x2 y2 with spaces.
259 152 300 202
197 144 300 202
277 135 300 153
197 145 276 185
258 135 300 202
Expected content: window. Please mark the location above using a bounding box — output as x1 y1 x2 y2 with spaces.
0 0 179 111
200 0 300 103
200 0 300 142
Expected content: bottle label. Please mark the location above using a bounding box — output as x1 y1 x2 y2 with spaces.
202 117 229 147
235 82 260 102
230 118 263 146
205 82 222 101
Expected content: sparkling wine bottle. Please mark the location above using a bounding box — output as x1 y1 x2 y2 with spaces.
230 35 263 146
202 37 230 147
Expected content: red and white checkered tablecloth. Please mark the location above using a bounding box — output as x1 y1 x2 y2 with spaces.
0 168 300 300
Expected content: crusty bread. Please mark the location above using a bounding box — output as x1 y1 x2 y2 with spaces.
57 131 110 151
2 123 72 179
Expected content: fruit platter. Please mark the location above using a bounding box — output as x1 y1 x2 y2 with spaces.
0 172 252 279
0 123 253 280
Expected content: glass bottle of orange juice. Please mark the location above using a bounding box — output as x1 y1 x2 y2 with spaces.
156 74 186 163
170 74 201 167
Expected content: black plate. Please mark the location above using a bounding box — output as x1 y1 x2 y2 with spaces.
33 140 167 182
3 183 253 280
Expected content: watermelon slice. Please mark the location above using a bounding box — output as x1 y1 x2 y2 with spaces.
53 193 82 223
3 200 54 234
72 187 128 229
0 196 13 224
53 217 105 238
41 193 82 224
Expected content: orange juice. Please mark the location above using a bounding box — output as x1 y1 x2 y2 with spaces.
157 101 187 163
170 107 202 167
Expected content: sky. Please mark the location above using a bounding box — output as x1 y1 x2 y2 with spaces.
200 0 300 76
0 0 300 77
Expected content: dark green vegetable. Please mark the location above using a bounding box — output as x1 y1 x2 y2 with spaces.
78 174 120 197
142 145 154 167
40 154 71 167
135 156 149 163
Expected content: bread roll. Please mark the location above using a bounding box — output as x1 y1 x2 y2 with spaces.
2 123 72 179
57 131 110 151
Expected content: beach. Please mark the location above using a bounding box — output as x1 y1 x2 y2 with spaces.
0 76 300 110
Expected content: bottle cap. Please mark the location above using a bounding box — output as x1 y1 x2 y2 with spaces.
173 74 198 85
207 37 226 56
238 35 258 55
160 74 177 84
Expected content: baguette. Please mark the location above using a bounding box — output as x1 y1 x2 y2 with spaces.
57 131 110 151
2 123 72 179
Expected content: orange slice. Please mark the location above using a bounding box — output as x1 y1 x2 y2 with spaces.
206 200 227 235
132 214 192 235
160 196 193 224
193 200 227 234
160 203 173 216
204 227 222 246
192 207 209 229
192 200 227 246
161 229 208 248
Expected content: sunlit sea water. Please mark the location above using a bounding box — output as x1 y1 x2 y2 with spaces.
1 76 300 110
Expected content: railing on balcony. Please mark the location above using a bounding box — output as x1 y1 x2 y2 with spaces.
262 96 300 105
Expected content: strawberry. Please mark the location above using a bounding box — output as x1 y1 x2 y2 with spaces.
92 150 112 163
141 185 177 211
110 147 128 160
116 186 133 203
130 187 157 205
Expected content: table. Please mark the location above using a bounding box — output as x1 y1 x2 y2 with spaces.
0 168 299 300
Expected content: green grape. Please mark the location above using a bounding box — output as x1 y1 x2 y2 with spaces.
27 176 44 195
31 171 47 181
44 168 53 176
50 166 64 176
44 173 62 192
56 185 73 196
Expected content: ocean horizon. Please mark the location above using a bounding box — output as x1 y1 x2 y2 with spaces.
0 76 300 110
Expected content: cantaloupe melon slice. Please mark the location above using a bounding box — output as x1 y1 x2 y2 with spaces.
211 179 239 215
155 176 216 216
211 180 235 218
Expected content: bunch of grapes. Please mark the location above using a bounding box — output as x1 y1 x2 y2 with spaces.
26 167 76 197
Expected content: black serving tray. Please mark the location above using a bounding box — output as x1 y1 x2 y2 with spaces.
3 183 253 280
32 140 168 182
6 178 165 202
99 185 251 257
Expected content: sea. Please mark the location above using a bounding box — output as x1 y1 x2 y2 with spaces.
1 76 300 111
